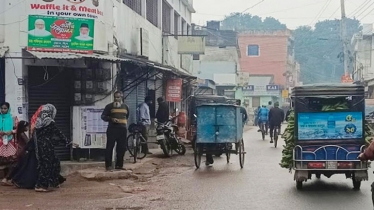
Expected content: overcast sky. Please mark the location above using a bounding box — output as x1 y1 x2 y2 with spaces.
192 0 374 29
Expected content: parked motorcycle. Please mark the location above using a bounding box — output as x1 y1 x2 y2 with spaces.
155 116 186 157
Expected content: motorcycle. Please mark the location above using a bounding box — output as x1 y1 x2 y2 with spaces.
155 116 186 157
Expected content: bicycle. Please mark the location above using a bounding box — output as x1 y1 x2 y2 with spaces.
127 123 147 163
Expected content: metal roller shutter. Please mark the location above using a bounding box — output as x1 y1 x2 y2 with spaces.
123 78 137 126
28 66 72 160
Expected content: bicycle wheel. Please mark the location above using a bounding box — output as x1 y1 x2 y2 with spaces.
126 134 137 163
137 136 147 160
127 134 136 157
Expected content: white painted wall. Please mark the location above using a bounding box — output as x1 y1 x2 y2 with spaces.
114 0 194 72
114 1 163 63
1 0 115 119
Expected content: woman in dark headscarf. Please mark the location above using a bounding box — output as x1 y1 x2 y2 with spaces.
33 104 70 192
13 104 71 192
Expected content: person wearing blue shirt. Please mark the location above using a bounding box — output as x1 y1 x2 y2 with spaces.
257 105 269 134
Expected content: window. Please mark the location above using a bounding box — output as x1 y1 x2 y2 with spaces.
247 45 260 56
123 0 141 15
162 1 171 34
174 12 180 39
181 19 186 35
146 0 158 27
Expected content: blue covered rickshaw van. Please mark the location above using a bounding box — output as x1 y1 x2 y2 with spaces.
291 83 369 190
194 104 245 169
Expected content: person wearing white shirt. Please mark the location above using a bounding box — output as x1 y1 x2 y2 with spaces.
75 23 93 41
137 96 152 154
28 19 51 37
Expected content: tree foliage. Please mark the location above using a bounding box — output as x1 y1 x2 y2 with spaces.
295 18 361 84
221 13 286 31
220 13 361 84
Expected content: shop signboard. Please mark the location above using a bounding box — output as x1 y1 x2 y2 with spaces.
27 15 95 53
166 79 182 102
243 85 280 97
27 0 106 53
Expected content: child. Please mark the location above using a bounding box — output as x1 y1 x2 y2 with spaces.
1 121 29 186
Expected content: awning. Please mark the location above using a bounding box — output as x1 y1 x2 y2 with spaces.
120 54 196 79
26 50 128 62
0 47 9 58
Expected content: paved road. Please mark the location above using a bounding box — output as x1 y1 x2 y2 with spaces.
1 127 373 210
150 127 374 210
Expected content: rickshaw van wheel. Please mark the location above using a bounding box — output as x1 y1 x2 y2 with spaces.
296 181 303 190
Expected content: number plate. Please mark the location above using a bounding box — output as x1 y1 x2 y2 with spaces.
156 135 164 140
327 161 337 169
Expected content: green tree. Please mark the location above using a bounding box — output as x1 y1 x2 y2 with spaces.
221 12 286 31
294 18 361 83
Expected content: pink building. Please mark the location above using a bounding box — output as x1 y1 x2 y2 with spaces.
238 30 294 86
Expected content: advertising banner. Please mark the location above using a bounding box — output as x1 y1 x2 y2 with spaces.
27 15 94 53
297 112 363 140
166 79 182 102
26 0 106 53
28 0 104 20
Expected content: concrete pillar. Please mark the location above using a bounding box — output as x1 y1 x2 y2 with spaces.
5 52 26 121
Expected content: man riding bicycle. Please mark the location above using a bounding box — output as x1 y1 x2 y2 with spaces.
257 105 269 135
268 102 285 143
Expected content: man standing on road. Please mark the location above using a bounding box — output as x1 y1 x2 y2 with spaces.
236 99 248 127
137 96 152 154
101 91 129 172
268 102 285 143
156 97 169 124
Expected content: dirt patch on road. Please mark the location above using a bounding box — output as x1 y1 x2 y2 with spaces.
0 149 195 210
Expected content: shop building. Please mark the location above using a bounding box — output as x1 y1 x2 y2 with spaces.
0 0 199 160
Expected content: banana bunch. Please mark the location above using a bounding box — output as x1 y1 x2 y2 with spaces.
321 102 349 111
280 111 295 170
365 120 373 145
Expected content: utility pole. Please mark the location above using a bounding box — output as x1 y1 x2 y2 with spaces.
340 0 349 76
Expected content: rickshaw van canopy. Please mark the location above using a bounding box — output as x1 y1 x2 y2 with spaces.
291 83 365 98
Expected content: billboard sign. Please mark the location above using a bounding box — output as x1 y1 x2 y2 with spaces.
27 15 94 53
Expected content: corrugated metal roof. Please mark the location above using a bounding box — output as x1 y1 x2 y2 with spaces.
26 51 128 62
248 76 272 86
0 47 9 58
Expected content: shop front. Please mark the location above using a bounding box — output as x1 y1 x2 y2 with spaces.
120 57 195 141
24 50 124 160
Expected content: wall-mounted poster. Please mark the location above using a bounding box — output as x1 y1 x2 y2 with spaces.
27 15 95 53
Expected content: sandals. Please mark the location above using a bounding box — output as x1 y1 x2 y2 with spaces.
35 188 51 192
1 179 13 186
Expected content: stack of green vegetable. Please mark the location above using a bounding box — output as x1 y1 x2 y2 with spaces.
280 102 373 171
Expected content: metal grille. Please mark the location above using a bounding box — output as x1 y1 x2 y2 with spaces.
162 0 171 34
28 66 72 161
174 12 179 38
123 0 142 15
146 0 158 27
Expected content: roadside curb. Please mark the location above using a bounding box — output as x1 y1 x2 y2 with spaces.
76 157 156 181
